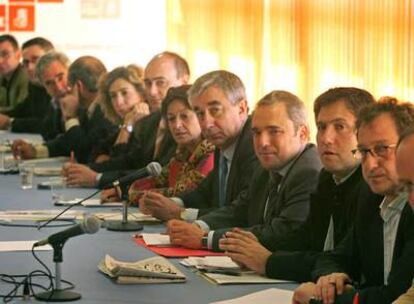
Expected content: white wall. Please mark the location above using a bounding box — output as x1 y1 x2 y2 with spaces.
11 0 167 70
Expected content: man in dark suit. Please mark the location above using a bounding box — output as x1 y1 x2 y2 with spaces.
33 51 71 141
293 99 414 304
0 37 54 133
163 90 321 250
139 70 258 225
219 87 375 281
12 56 116 164
0 34 29 110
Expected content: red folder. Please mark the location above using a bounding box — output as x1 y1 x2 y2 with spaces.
134 237 224 258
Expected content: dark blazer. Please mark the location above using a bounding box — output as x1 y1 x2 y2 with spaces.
4 83 52 134
40 102 64 141
312 185 414 304
92 111 177 188
202 143 322 251
179 117 259 215
0 64 29 109
263 166 365 282
46 104 116 164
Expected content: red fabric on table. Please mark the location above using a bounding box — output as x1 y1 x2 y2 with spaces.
134 237 224 258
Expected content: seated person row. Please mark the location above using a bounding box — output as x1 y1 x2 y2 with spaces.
12 54 116 164
293 98 414 304
140 70 322 249
0 37 54 133
219 87 375 281
62 65 151 186
63 51 189 188
101 85 215 202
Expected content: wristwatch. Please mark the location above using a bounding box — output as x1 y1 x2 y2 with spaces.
119 124 133 133
201 236 208 249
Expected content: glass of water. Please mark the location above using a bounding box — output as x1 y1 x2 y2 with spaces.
18 164 34 190
50 177 67 204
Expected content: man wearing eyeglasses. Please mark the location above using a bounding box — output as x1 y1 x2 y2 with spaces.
0 34 29 111
293 98 414 304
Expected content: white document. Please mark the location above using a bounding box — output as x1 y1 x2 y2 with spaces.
22 156 70 165
55 198 123 207
0 241 52 252
140 233 171 246
34 167 62 176
201 272 292 285
93 211 160 222
183 256 240 270
210 288 293 304
0 209 83 220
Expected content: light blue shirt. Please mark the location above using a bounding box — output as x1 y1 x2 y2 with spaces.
379 192 407 285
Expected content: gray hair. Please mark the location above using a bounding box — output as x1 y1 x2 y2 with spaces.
35 51 70 84
188 70 246 105
256 90 309 136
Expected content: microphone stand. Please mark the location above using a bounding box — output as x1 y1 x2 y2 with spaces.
106 181 143 231
34 242 81 301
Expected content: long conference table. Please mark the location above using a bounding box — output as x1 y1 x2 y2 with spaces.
0 131 298 303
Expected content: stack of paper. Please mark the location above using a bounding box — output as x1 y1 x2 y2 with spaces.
181 256 241 275
0 209 84 221
98 254 186 284
180 256 293 285
140 233 171 246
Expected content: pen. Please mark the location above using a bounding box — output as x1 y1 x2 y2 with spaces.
70 150 75 163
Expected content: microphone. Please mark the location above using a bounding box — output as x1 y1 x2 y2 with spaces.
108 162 162 188
34 216 101 247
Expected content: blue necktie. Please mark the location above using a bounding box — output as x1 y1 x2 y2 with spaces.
218 155 228 207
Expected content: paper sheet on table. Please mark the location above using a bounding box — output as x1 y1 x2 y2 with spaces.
22 157 70 165
0 241 52 252
0 209 83 221
34 167 62 176
55 198 123 208
93 211 160 222
140 233 171 246
210 288 293 304
200 271 292 285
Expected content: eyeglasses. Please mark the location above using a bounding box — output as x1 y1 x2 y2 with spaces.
351 143 397 160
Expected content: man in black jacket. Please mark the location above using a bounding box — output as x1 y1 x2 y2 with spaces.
12 56 115 163
0 34 28 110
0 37 54 133
163 89 321 250
293 99 414 304
219 87 375 281
139 70 258 225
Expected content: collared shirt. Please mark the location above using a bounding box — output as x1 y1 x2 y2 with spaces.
323 166 360 251
380 192 407 284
